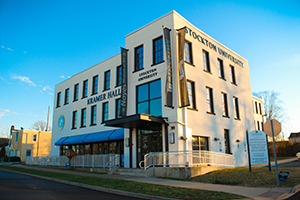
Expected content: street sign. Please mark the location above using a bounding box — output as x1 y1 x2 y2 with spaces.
248 130 269 164
264 119 281 137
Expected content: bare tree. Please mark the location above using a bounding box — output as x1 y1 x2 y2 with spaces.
0 123 11 138
31 120 47 131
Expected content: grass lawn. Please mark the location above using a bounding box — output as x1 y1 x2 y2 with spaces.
0 165 245 200
190 167 300 187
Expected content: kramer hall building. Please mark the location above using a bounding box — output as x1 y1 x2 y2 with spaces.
51 11 257 168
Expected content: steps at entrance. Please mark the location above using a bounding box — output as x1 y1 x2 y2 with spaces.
112 168 146 176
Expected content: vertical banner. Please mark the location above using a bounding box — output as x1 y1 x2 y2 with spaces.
120 47 128 116
177 27 190 107
163 26 173 108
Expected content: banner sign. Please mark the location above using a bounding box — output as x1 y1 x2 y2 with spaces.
163 26 173 108
120 47 128 116
248 130 269 164
177 27 190 107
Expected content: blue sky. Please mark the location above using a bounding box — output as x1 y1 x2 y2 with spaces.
0 0 299 138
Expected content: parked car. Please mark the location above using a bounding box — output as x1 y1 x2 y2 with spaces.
296 152 300 159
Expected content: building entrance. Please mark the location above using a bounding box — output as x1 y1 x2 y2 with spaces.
137 129 162 167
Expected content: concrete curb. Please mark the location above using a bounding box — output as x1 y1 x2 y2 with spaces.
1 168 176 200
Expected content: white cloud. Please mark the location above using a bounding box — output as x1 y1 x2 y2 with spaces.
12 112 20 115
11 75 36 86
2 109 10 112
49 92 53 95
67 76 71 78
43 85 53 91
1 46 4 48
0 113 4 119
23 51 26 54
7 48 13 51
0 76 4 81
60 75 65 78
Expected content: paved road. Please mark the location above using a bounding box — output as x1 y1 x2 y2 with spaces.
0 169 142 200
278 159 300 168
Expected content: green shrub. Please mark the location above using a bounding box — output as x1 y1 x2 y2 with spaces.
4 156 20 162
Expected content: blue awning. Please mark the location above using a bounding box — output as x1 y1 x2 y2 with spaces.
54 136 69 146
54 129 124 146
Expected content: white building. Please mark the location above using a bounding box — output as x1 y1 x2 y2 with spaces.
51 11 256 168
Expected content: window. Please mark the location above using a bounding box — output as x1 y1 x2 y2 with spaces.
72 111 77 129
221 92 229 117
116 66 122 87
81 108 86 127
255 101 258 114
153 36 163 64
64 88 69 105
257 121 260 130
224 129 231 154
185 41 193 64
102 102 109 122
259 103 262 114
233 97 240 119
115 98 121 118
206 87 214 114
218 59 225 79
261 122 264 131
230 65 236 84
134 45 144 71
56 92 61 107
137 79 162 116
203 50 210 72
187 80 196 109
26 149 32 157
74 83 79 101
91 105 97 125
92 75 98 95
15 132 19 142
32 134 37 142
82 80 88 98
192 136 209 151
104 70 110 91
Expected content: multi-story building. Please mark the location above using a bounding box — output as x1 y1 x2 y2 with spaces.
51 11 256 168
9 126 52 162
252 95 265 131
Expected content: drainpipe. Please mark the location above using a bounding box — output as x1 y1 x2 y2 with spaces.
36 131 40 157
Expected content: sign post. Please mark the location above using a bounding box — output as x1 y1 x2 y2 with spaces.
264 119 282 187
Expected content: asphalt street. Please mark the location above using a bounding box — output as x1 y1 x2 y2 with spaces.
278 159 300 168
0 169 142 200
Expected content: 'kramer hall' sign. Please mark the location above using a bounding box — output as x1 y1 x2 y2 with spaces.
87 88 121 105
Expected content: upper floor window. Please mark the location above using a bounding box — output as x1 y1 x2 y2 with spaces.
83 80 88 98
221 92 229 117
137 79 162 116
187 80 196 109
203 50 210 72
135 45 144 71
116 66 122 87
218 59 225 79
56 92 61 107
92 75 98 95
116 98 121 118
81 108 86 127
91 105 97 126
206 87 214 114
15 132 19 142
230 65 236 84
104 70 110 91
74 83 79 101
33 134 37 142
64 88 69 105
233 97 240 119
72 110 77 129
185 41 193 64
102 102 109 122
153 36 163 65
259 103 262 114
255 101 258 114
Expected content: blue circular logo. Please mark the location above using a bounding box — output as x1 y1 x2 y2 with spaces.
58 115 65 130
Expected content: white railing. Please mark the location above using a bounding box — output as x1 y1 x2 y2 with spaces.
26 154 120 169
139 151 236 170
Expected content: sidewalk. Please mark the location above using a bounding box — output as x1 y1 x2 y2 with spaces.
3 163 300 200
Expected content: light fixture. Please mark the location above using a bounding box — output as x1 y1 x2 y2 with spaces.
169 133 175 144
180 136 187 140
125 138 130 147
235 139 241 143
213 137 220 141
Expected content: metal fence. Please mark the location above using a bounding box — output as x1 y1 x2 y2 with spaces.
26 154 120 169
139 151 236 170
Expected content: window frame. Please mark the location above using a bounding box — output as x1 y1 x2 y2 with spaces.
115 98 121 119
233 96 240 120
224 129 231 154
64 88 69 105
102 102 109 122
218 58 225 79
32 134 37 142
206 87 214 114
230 65 237 85
104 70 110 91
90 105 97 126
116 66 122 87
134 45 144 71
221 92 229 117
153 36 164 65
26 149 32 157
185 40 193 64
56 92 61 108
192 136 209 151
72 110 77 129
187 80 196 110
74 83 79 102
81 108 86 128
203 50 211 73
92 75 98 95
82 79 88 98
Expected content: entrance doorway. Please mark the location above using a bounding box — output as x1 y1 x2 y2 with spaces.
137 129 162 167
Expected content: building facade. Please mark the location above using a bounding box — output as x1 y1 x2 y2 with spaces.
51 11 256 167
252 95 265 131
9 127 52 162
